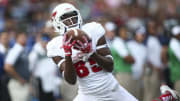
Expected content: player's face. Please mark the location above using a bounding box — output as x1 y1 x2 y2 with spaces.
60 11 78 28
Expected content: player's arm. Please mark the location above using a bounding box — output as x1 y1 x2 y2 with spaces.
52 56 77 85
50 35 77 85
90 36 114 72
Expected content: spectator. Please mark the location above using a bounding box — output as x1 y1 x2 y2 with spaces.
104 21 116 47
111 25 135 95
5 32 30 101
28 34 62 101
0 32 10 54
127 26 147 100
0 32 11 101
159 29 172 87
145 20 163 101
169 26 180 93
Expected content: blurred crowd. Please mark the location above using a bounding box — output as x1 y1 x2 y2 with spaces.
0 0 180 101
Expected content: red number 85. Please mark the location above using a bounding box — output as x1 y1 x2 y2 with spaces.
73 58 102 78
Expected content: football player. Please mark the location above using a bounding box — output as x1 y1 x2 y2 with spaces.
47 3 138 101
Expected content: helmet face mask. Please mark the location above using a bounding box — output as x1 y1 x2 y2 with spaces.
51 3 83 35
61 11 78 27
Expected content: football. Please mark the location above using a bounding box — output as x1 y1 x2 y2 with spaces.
65 29 91 43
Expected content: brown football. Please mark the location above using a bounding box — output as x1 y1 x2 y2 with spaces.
65 29 91 43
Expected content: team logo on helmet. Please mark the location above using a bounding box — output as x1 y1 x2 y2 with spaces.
51 3 83 35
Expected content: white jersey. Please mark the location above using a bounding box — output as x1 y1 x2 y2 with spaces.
47 22 119 95
147 36 163 68
127 40 147 80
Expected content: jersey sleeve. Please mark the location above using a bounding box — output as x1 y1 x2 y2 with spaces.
92 22 105 45
46 36 65 58
82 22 105 51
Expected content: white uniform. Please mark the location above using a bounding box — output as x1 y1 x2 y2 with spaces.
47 22 138 101
147 36 163 68
127 40 147 80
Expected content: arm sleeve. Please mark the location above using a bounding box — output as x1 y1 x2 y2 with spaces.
82 22 105 51
46 37 65 58
112 38 129 57
5 47 22 65
170 40 180 61
94 22 105 45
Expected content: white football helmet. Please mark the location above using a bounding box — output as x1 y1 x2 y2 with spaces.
51 3 83 35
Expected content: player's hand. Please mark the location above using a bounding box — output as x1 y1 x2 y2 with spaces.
161 85 177 99
74 36 93 53
159 85 180 101
74 36 95 61
62 34 76 56
153 92 175 101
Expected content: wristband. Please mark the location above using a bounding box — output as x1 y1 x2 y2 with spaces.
96 44 108 50
65 52 72 56
105 55 113 60
57 59 65 69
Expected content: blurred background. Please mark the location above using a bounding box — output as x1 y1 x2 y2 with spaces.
0 0 180 101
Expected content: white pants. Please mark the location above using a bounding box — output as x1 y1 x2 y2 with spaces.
8 79 30 101
73 85 138 101
60 80 78 101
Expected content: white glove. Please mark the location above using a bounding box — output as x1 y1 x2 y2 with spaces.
160 85 180 100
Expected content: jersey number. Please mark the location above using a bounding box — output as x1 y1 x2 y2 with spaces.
73 58 102 78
